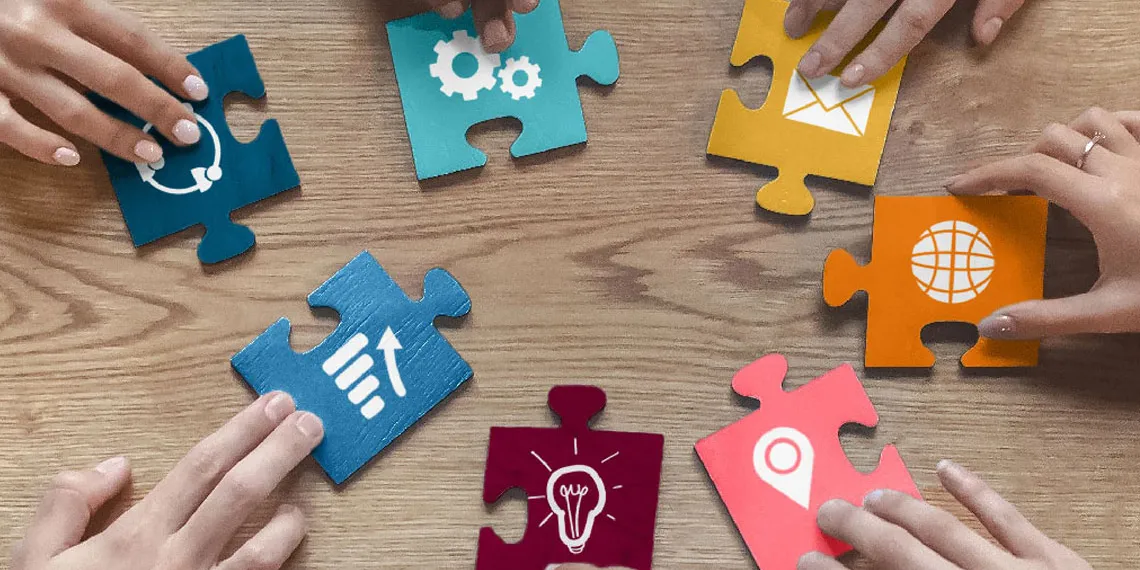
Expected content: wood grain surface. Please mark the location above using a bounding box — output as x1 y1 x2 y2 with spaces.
3 0 1140 567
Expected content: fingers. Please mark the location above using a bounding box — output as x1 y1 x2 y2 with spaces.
1068 107 1140 160
1032 122 1115 176
815 499 959 570
216 505 307 570
65 0 208 102
434 0 471 19
936 460 1056 557
978 288 1140 339
1113 110 1140 142
473 0 516 53
946 153 1108 224
972 0 1026 46
15 457 131 566
40 31 199 147
795 551 848 569
862 489 1017 568
137 392 297 532
784 0 837 39
173 411 323 560
797 0 894 80
840 0 955 86
0 92 79 166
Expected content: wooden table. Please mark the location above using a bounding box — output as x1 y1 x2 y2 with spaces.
2 0 1139 567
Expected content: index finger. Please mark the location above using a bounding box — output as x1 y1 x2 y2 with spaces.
798 0 895 79
843 0 955 86
946 153 1110 226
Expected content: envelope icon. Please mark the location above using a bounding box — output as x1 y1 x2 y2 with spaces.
782 70 876 136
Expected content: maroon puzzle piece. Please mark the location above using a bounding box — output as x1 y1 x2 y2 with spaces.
477 386 664 570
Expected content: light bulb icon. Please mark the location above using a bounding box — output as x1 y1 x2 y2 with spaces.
546 464 607 554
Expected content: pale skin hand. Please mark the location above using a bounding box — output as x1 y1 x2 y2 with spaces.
421 0 539 53
9 392 323 570
948 108 1140 340
0 0 208 167
785 0 1029 88
800 460 1092 570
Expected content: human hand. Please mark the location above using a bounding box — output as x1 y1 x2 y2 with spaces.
10 392 323 570
785 0 1028 88
424 0 538 53
800 460 1092 570
947 108 1140 340
0 0 207 167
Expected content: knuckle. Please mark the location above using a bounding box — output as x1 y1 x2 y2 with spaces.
241 544 279 570
121 28 151 54
896 8 937 37
107 122 140 152
183 444 228 485
220 472 270 506
1041 122 1069 141
49 469 86 492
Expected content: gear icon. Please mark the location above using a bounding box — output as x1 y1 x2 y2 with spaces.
498 56 543 100
429 30 500 101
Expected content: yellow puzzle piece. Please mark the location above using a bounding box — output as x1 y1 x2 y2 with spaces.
707 0 908 216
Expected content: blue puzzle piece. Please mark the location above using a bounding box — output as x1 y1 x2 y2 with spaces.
231 252 472 484
93 35 299 264
387 0 619 179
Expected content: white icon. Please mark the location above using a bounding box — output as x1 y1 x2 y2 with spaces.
529 440 622 556
321 328 405 420
498 56 542 100
911 220 995 305
135 103 223 194
783 71 875 136
753 426 814 509
430 30 542 101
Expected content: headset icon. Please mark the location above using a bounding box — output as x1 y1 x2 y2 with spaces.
134 103 223 195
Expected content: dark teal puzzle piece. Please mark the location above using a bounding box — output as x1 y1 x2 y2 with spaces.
92 35 299 264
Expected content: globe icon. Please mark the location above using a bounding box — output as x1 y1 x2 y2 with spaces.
911 220 995 304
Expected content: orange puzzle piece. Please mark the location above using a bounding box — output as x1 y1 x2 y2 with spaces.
707 0 907 216
823 196 1049 368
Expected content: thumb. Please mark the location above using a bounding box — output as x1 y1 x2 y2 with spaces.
972 0 1027 46
978 289 1139 340
15 457 131 565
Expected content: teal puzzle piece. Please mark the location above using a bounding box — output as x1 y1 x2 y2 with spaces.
386 0 619 179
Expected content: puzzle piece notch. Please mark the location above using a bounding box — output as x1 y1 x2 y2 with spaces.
94 34 299 264
231 252 472 484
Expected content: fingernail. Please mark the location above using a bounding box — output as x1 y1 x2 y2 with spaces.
798 50 822 77
937 459 959 474
944 174 962 191
841 63 866 86
816 498 849 520
863 489 885 506
183 75 209 101
95 456 127 474
53 147 80 166
134 140 162 163
296 412 324 440
978 17 1004 46
482 18 509 51
512 0 539 12
978 314 1018 339
784 4 808 38
264 392 295 423
437 0 465 18
798 551 833 569
172 119 201 145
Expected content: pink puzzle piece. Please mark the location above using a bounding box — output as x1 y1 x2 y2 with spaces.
696 355 920 568
477 386 664 570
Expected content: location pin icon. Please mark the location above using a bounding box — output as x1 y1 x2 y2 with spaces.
753 426 815 509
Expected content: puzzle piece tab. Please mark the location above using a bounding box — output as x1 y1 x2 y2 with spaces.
696 354 920 569
93 35 299 264
231 252 471 484
478 386 663 570
387 0 619 179
706 0 907 215
824 196 1048 367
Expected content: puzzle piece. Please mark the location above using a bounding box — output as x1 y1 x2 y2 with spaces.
386 0 619 179
824 196 1048 367
696 354 920 569
477 386 663 570
706 0 907 216
93 35 299 264
231 252 471 484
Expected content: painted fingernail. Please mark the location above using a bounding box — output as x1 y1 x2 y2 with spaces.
95 456 127 474
134 140 162 163
798 50 822 77
978 314 1017 339
173 119 201 145
437 0 465 18
265 392 296 423
53 147 80 166
863 489 886 506
841 63 866 86
513 0 539 12
797 551 833 569
978 17 1004 46
784 4 808 38
183 75 209 101
482 18 510 51
296 412 324 440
